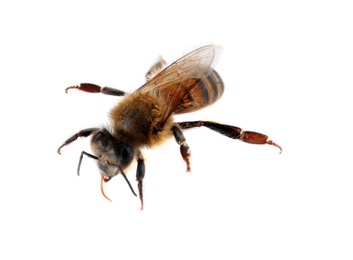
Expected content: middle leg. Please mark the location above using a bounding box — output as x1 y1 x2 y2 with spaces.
172 125 191 172
136 151 145 210
65 83 126 96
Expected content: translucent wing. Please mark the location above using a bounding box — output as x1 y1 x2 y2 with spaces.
135 44 220 127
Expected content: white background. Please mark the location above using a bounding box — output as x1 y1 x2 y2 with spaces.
1 0 352 259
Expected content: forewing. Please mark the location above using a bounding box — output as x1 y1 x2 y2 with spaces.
135 44 219 126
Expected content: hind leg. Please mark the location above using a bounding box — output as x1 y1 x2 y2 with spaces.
145 56 166 81
177 121 282 153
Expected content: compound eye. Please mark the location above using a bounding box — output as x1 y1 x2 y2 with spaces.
113 142 133 168
94 130 105 139
120 146 133 166
99 139 109 149
92 130 111 149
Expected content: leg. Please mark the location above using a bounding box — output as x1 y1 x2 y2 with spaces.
145 56 166 81
57 128 98 154
136 151 145 210
172 125 191 172
177 121 282 153
65 83 126 96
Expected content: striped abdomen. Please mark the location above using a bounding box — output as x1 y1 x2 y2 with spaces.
174 69 224 114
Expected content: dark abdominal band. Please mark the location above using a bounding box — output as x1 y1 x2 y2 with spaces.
197 78 209 106
198 71 220 106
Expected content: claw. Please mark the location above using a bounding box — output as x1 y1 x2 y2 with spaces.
65 85 78 93
266 140 282 154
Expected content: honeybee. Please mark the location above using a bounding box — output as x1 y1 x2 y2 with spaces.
57 44 282 210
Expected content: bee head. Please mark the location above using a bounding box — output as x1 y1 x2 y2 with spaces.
91 128 134 180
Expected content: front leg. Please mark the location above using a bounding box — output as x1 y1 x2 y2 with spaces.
136 151 145 210
65 83 126 96
172 125 191 172
57 128 98 154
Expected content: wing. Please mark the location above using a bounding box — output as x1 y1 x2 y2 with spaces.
135 44 220 127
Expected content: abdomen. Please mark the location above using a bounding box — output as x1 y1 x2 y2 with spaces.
174 69 224 114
